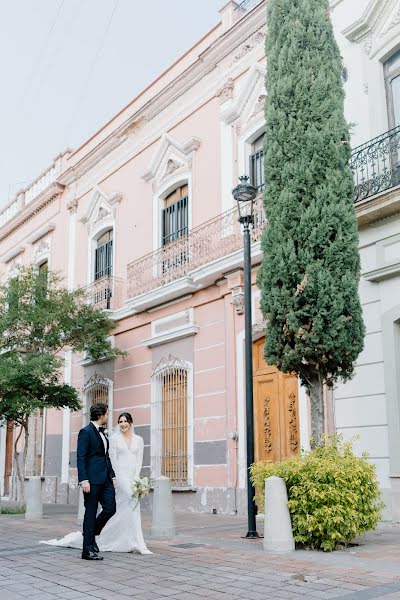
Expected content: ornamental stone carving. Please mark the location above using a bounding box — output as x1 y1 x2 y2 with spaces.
165 158 183 175
263 396 272 453
252 94 266 117
379 8 400 38
232 30 266 64
35 239 50 257
288 392 299 451
67 198 78 213
94 207 111 224
231 287 244 315
216 78 234 104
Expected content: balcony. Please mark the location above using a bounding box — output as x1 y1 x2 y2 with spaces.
235 0 264 12
86 276 124 311
125 195 265 309
350 126 400 203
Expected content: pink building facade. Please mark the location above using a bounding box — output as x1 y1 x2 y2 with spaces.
1 0 400 518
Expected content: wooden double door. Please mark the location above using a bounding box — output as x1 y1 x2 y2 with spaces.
253 338 300 463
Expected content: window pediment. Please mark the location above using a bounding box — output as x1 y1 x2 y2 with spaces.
343 0 400 58
221 63 266 127
80 186 122 232
141 134 200 190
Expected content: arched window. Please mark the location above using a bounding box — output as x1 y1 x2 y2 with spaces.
151 357 192 487
95 229 113 280
162 185 188 246
249 133 265 191
83 374 111 426
93 229 113 309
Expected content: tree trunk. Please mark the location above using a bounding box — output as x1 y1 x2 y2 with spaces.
13 423 29 505
308 373 325 447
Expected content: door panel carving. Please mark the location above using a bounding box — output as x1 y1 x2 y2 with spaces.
253 338 299 463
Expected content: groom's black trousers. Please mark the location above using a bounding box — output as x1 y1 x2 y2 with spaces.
83 478 116 552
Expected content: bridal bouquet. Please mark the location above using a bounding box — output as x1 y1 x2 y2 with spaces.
131 476 151 511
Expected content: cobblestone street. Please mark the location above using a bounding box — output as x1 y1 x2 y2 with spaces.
1 507 400 599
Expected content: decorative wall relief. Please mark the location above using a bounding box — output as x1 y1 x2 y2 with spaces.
263 396 272 453
288 392 298 451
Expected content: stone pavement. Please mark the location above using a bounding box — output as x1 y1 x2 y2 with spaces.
1 506 400 600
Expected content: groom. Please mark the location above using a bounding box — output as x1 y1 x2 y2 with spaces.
77 402 116 560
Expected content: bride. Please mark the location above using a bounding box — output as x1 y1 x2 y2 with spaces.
41 412 152 554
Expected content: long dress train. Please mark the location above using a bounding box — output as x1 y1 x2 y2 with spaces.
40 432 152 554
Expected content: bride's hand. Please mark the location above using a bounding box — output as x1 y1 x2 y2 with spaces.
112 478 117 488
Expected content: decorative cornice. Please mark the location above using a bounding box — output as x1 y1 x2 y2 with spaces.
143 324 200 348
0 182 64 243
363 260 400 282
58 136 125 186
26 222 55 245
342 0 391 43
1 245 25 264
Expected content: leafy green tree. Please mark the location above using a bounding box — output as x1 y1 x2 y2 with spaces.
0 267 123 501
258 0 365 443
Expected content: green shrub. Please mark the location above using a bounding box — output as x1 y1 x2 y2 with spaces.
251 437 384 551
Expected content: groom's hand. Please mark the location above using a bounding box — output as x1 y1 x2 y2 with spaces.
81 481 90 494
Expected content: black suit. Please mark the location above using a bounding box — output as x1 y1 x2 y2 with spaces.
77 422 116 553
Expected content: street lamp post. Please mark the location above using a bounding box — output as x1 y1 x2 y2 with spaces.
232 175 259 539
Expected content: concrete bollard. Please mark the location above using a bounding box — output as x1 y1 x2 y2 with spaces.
151 476 175 538
263 475 295 553
25 476 44 520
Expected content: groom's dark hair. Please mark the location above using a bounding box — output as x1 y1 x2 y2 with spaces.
90 403 108 422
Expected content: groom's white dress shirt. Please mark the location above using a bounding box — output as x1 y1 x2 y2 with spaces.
79 421 109 486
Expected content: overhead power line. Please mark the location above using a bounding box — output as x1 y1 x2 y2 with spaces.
64 0 120 146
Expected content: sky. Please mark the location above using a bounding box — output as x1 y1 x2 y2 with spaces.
0 0 223 207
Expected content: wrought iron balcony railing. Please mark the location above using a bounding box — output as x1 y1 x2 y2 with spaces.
86 276 124 311
127 195 265 299
350 125 400 203
234 0 263 12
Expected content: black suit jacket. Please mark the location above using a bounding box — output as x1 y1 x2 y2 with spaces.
77 422 116 485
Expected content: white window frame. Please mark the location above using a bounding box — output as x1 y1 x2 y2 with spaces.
87 220 115 287
238 121 266 182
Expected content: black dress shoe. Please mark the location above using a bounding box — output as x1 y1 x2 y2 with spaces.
92 540 99 553
82 550 103 561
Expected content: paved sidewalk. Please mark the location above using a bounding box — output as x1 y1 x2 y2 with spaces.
0 507 400 600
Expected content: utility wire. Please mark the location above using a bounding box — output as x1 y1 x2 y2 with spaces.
64 0 120 146
5 0 65 140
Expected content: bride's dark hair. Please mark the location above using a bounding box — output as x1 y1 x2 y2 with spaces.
118 412 133 425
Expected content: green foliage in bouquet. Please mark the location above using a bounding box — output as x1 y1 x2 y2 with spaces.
251 437 383 551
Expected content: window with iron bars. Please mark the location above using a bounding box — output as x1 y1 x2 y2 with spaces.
94 230 113 309
83 375 110 425
151 359 191 487
249 134 265 191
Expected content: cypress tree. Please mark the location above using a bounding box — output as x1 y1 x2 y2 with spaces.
258 0 365 443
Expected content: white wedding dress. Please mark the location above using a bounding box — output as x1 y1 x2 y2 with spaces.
40 431 152 554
